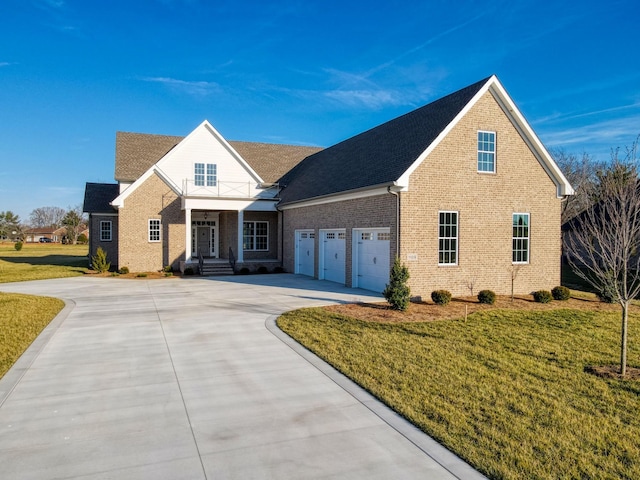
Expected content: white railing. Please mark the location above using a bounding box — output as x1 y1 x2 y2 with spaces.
182 180 280 199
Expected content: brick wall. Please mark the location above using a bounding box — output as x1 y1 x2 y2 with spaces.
400 90 562 297
118 173 185 272
282 195 397 285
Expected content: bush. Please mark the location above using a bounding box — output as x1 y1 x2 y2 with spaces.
431 290 452 306
239 267 251 275
14 241 23 251
383 257 411 311
91 247 110 273
478 290 496 305
118 266 130 274
597 286 617 304
533 290 553 303
273 266 285 274
164 272 173 277
136 273 147 278
163 265 173 273
77 233 88 244
257 266 269 274
183 266 194 276
552 286 571 301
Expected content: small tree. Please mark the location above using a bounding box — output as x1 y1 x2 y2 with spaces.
564 135 640 376
383 257 411 311
91 247 111 273
61 206 84 245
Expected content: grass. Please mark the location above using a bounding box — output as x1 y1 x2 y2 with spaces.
0 292 64 379
0 242 89 283
277 300 640 480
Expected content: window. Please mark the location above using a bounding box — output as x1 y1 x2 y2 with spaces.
243 221 268 251
477 131 496 173
378 232 391 241
439 211 458 265
100 221 112 241
512 214 529 263
195 163 217 186
148 219 161 242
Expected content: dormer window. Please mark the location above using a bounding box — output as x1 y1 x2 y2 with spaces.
477 131 496 173
195 163 217 187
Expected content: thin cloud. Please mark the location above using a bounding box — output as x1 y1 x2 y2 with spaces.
541 115 640 150
324 89 406 109
141 77 222 96
0 62 11 67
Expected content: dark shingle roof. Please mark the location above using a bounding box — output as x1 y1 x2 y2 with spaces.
114 132 321 184
83 183 119 213
278 77 491 205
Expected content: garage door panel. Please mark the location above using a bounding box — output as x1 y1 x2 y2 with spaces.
296 230 315 277
321 230 346 285
354 228 390 293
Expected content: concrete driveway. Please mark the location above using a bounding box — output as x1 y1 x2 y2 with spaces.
0 274 485 479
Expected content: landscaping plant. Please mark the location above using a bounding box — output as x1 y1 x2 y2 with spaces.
477 289 496 305
533 290 553 303
91 246 110 273
431 289 452 305
552 285 571 301
383 257 411 311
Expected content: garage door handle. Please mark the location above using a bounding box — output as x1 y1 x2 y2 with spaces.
334 253 338 259
373 257 377 264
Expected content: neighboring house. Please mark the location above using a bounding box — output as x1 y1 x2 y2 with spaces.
84 75 573 296
24 227 56 243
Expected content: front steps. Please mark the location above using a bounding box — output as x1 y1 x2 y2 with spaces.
200 262 234 276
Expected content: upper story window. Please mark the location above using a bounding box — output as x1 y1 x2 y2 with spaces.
195 163 217 186
477 131 496 173
512 213 529 263
149 219 161 242
100 220 112 242
439 211 458 265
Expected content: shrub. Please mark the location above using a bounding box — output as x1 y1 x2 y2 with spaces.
14 241 23 251
118 266 130 274
383 257 411 311
273 266 285 274
163 265 173 273
164 272 173 277
183 266 194 276
257 266 269 274
597 286 617 304
431 290 452 306
551 286 571 301
91 247 110 273
478 290 496 305
136 273 148 278
77 233 88 244
239 267 251 275
533 290 553 303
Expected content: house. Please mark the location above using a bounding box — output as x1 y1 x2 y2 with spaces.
84 75 573 296
24 227 57 243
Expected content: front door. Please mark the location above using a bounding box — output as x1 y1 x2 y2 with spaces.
197 227 210 257
193 223 217 258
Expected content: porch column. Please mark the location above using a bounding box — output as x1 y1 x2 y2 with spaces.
237 209 244 263
185 208 192 262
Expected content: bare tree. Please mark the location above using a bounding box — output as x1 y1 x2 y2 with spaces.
551 148 604 223
29 206 66 228
564 136 640 376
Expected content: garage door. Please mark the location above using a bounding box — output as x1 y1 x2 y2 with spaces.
320 230 346 285
353 228 390 293
295 230 315 277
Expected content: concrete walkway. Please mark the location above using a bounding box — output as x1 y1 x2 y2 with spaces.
0 275 486 479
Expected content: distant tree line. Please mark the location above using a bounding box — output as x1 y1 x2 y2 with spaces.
0 205 87 244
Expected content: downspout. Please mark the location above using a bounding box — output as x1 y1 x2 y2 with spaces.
387 186 400 258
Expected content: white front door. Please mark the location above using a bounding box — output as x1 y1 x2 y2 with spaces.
295 230 315 277
320 229 346 285
353 228 390 293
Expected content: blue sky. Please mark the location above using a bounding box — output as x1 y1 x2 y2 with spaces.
1 0 639 223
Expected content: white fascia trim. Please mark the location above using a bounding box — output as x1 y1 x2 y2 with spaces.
396 77 495 187
488 81 574 197
110 166 179 208
278 184 401 210
182 197 278 212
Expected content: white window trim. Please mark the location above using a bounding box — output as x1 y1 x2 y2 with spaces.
194 162 217 187
438 210 459 266
512 213 530 264
243 220 269 251
477 130 496 174
148 219 161 243
100 220 112 242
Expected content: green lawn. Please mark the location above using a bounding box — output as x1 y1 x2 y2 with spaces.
0 292 64 379
0 242 89 283
278 306 640 480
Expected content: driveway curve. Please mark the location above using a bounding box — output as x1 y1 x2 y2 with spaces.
0 275 485 479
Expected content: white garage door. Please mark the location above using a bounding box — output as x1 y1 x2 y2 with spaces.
320 230 346 285
295 230 315 277
353 228 391 293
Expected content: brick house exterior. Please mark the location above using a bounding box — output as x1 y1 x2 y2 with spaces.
84 75 572 296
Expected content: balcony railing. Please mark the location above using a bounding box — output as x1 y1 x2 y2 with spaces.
182 180 279 199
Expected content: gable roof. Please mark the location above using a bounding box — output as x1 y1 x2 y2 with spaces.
83 182 119 213
114 131 321 184
278 75 573 206
278 77 491 205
